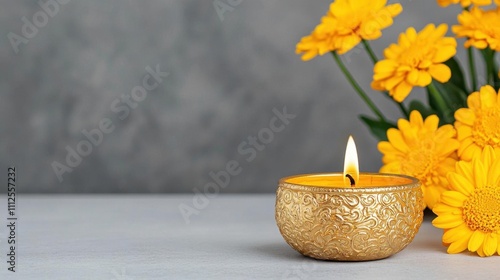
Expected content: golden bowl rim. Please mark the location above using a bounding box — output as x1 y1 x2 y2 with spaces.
278 172 420 193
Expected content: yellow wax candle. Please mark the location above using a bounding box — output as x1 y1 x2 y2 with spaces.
283 173 415 188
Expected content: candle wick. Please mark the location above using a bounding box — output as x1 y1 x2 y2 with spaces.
345 174 355 187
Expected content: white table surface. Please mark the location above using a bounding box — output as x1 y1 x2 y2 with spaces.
0 194 497 280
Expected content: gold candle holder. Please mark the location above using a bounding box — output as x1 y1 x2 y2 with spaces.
275 173 424 261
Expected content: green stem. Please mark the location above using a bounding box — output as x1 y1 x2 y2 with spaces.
479 48 499 90
362 40 409 118
487 50 498 88
362 40 378 65
493 55 500 90
485 49 495 85
467 47 477 91
331 51 386 121
397 101 409 117
427 82 451 123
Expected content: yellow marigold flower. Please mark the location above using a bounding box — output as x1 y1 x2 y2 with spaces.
437 0 491 7
455 85 500 161
378 110 459 209
433 146 500 256
296 0 402 60
452 7 500 51
371 24 457 102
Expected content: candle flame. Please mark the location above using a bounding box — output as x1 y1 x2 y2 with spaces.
343 135 359 186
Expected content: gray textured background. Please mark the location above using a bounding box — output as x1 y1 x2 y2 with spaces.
0 0 463 193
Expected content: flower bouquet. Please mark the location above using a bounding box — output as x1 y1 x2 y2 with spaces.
296 0 500 257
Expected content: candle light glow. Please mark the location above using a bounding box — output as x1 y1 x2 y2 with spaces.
343 135 359 186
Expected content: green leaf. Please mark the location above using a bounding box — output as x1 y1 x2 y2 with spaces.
426 81 467 125
426 58 468 125
408 100 436 119
359 115 397 142
480 48 500 90
444 57 468 93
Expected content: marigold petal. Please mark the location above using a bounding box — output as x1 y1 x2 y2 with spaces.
433 44 457 63
473 159 487 189
428 64 451 83
371 80 384 91
433 24 449 39
447 236 469 254
387 128 409 153
467 91 481 109
483 234 498 256
456 161 473 183
497 236 500 255
433 203 459 215
337 36 362 54
470 40 489 49
419 23 437 40
476 244 486 257
495 147 500 157
468 231 485 252
391 81 413 102
379 161 401 173
477 0 493 6
417 71 432 86
432 214 464 228
479 85 497 109
480 146 496 170
473 30 489 39
397 118 411 131
396 65 412 73
418 60 432 69
399 28 416 47
424 114 439 131
409 110 424 127
383 43 399 59
377 141 397 154
438 157 458 174
436 139 459 157
456 126 472 141
385 3 403 17
447 173 473 195
442 223 473 244
440 191 467 207
423 185 444 209
384 75 405 90
488 158 500 187
437 0 453 7
457 136 473 152
435 124 456 139
381 154 400 164
300 51 317 61
440 37 457 46
374 71 396 81
374 59 398 73
407 69 432 86
461 143 481 162
406 69 419 85
454 108 475 126
359 25 383 41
